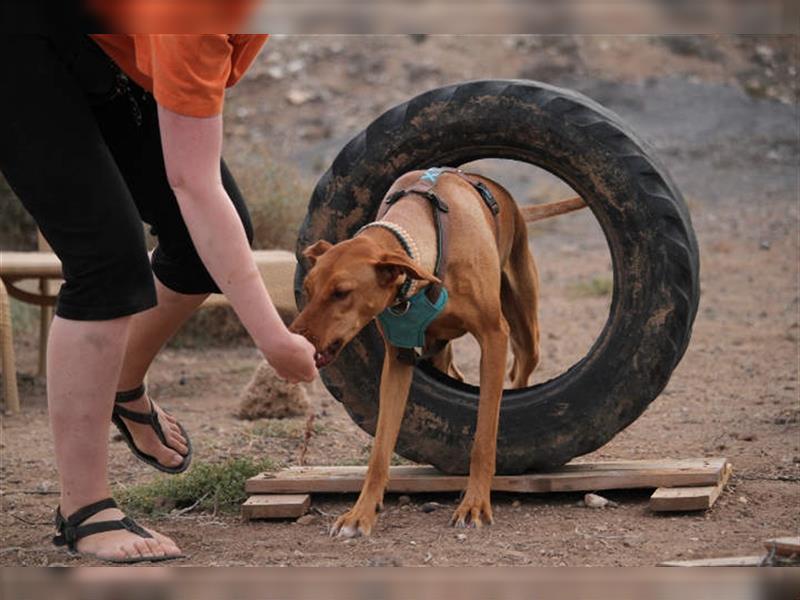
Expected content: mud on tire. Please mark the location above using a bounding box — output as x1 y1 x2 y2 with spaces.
295 79 700 474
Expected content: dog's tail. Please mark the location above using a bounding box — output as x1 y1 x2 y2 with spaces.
519 196 586 222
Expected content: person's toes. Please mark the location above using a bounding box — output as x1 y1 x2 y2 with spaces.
149 532 181 556
167 433 189 456
121 542 142 561
143 537 166 558
134 539 155 559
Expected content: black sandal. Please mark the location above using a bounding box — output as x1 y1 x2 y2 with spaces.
53 498 185 563
112 384 193 474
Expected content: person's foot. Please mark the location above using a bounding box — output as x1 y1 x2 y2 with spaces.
72 506 183 562
116 391 188 469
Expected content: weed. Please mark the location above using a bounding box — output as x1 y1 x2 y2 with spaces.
117 457 274 516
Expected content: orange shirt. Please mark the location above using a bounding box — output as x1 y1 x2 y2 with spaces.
90 34 268 118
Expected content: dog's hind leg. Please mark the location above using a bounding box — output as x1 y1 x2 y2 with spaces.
500 214 541 388
330 339 414 538
428 341 465 382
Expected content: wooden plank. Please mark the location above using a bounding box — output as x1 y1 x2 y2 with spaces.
245 458 728 495
241 494 310 520
659 555 765 567
0 252 63 277
764 537 800 557
649 462 732 512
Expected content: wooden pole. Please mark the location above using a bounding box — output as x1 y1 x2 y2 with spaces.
0 278 20 414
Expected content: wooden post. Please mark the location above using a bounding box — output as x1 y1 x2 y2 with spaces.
36 231 52 377
0 278 20 414
37 279 52 377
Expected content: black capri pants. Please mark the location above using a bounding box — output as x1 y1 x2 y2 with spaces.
0 35 254 321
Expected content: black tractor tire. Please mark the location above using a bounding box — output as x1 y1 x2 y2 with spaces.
295 79 700 475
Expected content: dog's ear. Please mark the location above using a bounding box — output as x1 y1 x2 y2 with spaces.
302 240 333 266
374 252 441 288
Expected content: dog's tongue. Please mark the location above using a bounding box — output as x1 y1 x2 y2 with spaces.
314 351 331 369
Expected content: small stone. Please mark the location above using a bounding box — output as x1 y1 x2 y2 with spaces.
286 89 316 106
421 502 442 513
286 59 305 74
583 493 609 509
759 240 771 251
267 66 285 80
397 495 411 506
296 514 316 525
456 533 467 541
512 500 521 508
738 496 748 504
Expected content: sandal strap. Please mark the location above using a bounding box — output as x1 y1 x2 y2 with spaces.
115 384 146 403
113 403 169 448
52 498 153 551
61 497 118 527
113 403 158 425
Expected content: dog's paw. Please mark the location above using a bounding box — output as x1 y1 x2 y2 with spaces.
450 494 493 529
329 506 378 538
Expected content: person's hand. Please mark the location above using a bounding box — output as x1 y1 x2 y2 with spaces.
263 331 318 384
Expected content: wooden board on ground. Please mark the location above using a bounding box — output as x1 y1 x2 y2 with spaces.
245 458 729 495
764 537 800 557
649 463 733 512
659 555 765 567
242 494 310 520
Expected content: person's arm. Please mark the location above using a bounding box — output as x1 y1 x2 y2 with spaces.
157 105 316 383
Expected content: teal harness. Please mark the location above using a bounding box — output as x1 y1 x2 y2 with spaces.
358 167 500 364
377 286 449 349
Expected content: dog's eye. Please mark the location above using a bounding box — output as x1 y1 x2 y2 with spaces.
331 289 351 301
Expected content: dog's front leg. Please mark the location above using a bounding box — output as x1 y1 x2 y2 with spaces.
330 342 413 538
451 320 509 528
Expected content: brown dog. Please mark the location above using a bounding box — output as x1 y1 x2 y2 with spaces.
290 169 585 537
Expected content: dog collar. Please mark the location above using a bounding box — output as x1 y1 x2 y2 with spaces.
356 220 420 304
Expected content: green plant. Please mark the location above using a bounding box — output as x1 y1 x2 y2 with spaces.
116 457 274 516
251 419 325 439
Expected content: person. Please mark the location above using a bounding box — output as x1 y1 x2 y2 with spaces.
0 34 317 563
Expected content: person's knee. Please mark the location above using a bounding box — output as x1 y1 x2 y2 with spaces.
56 245 156 321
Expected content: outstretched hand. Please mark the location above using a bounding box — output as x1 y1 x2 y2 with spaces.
264 331 318 384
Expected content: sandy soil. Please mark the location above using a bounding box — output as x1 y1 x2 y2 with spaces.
1 35 797 566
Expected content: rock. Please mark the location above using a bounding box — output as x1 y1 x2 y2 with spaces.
456 533 467 541
286 59 305 74
583 493 609 509
238 361 309 420
296 514 316 525
759 240 771 251
267 65 285 80
420 502 442 513
286 89 315 106
512 500 522 508
397 495 411 506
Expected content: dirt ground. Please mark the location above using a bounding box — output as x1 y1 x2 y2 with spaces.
1 35 798 566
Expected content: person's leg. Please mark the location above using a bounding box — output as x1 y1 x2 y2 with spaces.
96 80 253 468
0 35 180 560
47 315 180 560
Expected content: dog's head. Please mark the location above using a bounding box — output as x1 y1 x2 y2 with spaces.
290 236 439 368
